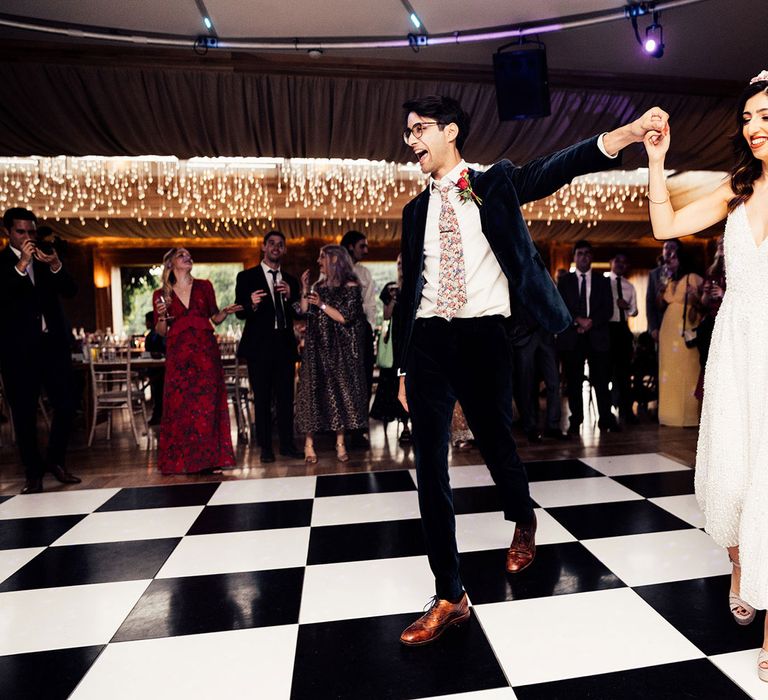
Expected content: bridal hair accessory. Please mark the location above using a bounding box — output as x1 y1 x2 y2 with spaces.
750 70 768 84
456 168 482 206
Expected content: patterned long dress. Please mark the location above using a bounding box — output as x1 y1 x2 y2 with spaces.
153 279 235 474
296 285 368 433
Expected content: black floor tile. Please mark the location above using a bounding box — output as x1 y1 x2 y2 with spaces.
635 575 765 655
291 611 508 700
315 470 416 497
0 645 104 700
188 500 312 535
0 495 13 505
307 519 426 565
613 470 695 497
113 568 304 641
546 500 693 540
525 459 602 481
452 485 504 515
0 538 179 591
0 514 85 550
96 483 220 511
460 542 624 605
513 658 751 700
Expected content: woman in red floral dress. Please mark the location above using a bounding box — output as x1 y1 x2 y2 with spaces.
153 248 241 474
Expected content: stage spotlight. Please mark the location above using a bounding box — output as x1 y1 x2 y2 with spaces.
643 17 664 57
627 3 665 59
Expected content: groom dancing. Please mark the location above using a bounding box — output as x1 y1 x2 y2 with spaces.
396 95 667 645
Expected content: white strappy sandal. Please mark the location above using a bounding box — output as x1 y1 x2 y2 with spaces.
729 557 756 626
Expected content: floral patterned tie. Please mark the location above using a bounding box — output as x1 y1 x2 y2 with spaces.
436 185 467 319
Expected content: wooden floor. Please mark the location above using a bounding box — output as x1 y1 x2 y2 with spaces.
0 408 699 495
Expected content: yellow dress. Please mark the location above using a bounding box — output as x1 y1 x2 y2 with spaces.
658 273 703 426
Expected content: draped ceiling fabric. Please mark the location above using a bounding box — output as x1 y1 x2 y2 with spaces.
0 57 736 172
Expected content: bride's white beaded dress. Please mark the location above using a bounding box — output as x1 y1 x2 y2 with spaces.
696 201 768 608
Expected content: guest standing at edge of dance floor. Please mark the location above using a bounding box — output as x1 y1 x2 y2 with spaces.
394 93 668 646
153 247 241 475
644 70 768 682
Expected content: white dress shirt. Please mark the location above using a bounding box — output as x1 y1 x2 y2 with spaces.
416 160 511 320
355 262 377 327
608 271 638 322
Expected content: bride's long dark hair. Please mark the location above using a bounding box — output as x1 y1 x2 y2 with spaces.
728 79 768 212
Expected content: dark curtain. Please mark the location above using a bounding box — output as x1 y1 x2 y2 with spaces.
0 62 734 171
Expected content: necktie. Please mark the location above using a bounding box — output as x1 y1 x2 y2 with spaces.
616 276 626 323
435 185 467 319
268 269 286 329
577 273 588 318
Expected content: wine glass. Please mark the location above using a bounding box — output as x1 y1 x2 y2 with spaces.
306 282 318 316
158 294 174 323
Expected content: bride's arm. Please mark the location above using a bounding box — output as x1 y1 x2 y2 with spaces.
645 125 731 240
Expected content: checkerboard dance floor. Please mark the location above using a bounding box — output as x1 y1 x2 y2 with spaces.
1 453 767 699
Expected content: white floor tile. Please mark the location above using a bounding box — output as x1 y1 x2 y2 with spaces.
650 494 706 529
448 464 497 489
710 648 768 700
208 476 316 505
581 453 691 476
311 491 420 526
156 527 311 578
0 547 45 585
418 689 517 700
0 489 121 520
474 588 703 687
0 580 151 655
51 506 204 546
456 508 575 554
529 477 644 508
582 528 729 587
300 555 434 624
70 625 299 700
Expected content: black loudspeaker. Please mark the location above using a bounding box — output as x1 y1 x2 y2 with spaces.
493 42 550 121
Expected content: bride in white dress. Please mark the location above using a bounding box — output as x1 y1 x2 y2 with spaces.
644 70 768 683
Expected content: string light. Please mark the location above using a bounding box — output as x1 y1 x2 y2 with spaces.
0 156 655 235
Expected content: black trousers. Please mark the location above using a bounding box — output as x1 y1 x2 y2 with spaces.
608 322 634 418
513 327 562 432
246 330 297 452
406 316 534 601
1 335 76 480
563 334 613 427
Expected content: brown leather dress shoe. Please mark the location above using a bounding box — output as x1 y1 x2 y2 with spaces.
506 513 537 574
400 593 470 646
48 465 81 484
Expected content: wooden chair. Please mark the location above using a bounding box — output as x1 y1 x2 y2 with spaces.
87 344 149 446
218 339 252 445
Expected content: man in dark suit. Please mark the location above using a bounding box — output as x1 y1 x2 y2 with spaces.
235 230 302 462
0 207 81 493
395 94 667 645
557 240 618 435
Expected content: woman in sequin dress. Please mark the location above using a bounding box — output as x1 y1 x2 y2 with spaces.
644 72 768 682
296 245 368 464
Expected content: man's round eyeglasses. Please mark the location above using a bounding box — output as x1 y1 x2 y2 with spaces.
403 121 442 144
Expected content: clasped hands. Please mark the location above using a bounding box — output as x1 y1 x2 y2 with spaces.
574 316 593 334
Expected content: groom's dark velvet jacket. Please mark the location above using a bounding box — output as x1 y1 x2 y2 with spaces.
396 135 618 372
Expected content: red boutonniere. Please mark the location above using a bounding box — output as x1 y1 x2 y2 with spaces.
456 168 482 206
